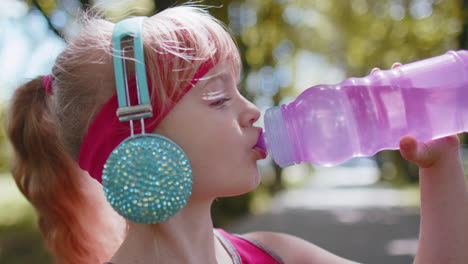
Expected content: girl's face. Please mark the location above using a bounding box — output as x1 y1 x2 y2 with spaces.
154 62 265 200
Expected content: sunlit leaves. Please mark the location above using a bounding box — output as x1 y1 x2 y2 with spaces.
93 0 155 21
30 0 57 15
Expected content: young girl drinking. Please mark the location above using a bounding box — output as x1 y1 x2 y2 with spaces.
6 5 468 264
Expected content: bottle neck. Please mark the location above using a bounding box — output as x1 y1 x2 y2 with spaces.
264 105 296 167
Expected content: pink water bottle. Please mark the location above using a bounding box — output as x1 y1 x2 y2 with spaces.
263 50 468 167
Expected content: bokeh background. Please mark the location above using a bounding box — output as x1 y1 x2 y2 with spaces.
1 0 468 263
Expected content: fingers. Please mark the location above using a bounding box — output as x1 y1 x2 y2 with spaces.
399 135 435 168
370 62 402 74
424 135 460 153
399 135 460 168
391 62 402 69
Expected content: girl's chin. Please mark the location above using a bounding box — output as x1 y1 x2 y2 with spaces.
218 177 261 198
241 171 262 194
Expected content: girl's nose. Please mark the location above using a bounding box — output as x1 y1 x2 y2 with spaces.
240 97 261 127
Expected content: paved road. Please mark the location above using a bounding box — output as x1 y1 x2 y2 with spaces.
226 160 421 264
227 205 420 264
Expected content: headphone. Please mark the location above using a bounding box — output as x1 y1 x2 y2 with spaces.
102 17 193 224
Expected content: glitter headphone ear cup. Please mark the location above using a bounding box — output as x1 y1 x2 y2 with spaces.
102 134 193 224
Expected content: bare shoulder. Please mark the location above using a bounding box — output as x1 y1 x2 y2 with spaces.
242 231 360 264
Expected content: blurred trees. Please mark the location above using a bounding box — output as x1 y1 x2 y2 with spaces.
2 0 465 228
210 0 463 223
0 0 465 261
219 0 463 186
0 105 11 173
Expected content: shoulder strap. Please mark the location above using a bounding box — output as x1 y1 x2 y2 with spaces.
215 229 284 264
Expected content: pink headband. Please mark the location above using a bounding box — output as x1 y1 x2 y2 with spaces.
78 60 215 183
43 75 53 94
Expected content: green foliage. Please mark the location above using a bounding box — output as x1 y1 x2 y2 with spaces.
228 0 462 186
0 228 53 264
3 1 466 262
0 103 12 173
97 0 156 22
0 174 53 263
206 0 465 222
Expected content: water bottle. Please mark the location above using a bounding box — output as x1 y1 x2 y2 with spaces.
260 50 468 168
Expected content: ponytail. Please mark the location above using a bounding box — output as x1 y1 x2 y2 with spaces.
6 76 125 264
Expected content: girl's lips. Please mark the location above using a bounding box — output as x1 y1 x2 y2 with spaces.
253 146 267 160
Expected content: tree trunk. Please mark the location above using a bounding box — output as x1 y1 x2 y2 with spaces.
459 0 468 49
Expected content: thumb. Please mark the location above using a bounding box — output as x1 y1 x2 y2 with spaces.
399 135 434 168
399 136 418 161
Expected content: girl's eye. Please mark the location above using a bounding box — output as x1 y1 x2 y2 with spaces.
210 98 231 107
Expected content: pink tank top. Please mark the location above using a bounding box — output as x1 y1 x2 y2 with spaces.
214 229 284 264
103 229 284 264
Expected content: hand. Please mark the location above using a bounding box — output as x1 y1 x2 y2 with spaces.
398 135 460 168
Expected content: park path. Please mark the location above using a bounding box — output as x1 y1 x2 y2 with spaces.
227 158 420 264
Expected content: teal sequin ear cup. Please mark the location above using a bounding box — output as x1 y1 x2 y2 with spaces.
102 134 193 224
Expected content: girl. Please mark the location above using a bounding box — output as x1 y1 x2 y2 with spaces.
6 5 468 264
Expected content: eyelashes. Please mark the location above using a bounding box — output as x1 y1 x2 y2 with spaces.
210 98 231 108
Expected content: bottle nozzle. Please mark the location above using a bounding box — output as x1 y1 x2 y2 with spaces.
254 130 267 153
